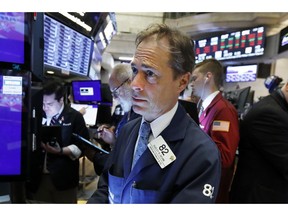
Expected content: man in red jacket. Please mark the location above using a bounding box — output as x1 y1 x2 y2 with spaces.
190 58 239 203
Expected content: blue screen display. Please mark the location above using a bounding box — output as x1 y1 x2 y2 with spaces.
0 75 23 175
72 80 102 104
0 12 25 64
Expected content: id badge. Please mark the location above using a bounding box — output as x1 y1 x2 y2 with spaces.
147 136 176 169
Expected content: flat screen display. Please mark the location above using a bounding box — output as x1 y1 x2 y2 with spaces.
72 80 102 104
0 12 30 70
0 70 30 181
44 14 93 76
226 64 258 83
195 26 265 63
278 25 288 54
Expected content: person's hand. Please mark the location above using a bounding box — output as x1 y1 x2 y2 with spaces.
79 106 87 115
41 141 62 155
96 125 116 145
99 128 116 145
97 124 112 132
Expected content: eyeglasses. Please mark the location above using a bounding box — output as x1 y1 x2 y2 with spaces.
111 78 129 98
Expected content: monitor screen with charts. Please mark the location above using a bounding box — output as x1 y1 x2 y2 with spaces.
226 64 258 83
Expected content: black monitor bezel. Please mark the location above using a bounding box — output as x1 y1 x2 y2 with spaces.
278 25 288 54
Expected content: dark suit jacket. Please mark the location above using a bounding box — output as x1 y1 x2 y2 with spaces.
27 105 90 192
230 90 288 203
88 104 221 203
93 108 140 176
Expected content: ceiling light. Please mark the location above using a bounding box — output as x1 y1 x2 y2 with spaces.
46 70 55 74
60 12 92 32
119 56 133 61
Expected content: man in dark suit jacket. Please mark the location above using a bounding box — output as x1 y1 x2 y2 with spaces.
230 82 288 203
88 23 221 204
26 80 90 203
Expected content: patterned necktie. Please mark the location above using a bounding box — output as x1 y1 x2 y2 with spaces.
197 99 204 118
50 115 58 126
132 121 151 169
198 105 204 118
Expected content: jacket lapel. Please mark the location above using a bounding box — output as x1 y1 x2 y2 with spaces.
123 120 141 178
125 104 190 181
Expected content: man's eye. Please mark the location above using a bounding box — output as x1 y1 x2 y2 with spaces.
146 70 155 77
131 67 138 75
191 77 196 81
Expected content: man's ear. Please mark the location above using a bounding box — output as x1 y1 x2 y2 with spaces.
205 72 212 83
178 72 190 92
284 82 288 92
60 97 64 104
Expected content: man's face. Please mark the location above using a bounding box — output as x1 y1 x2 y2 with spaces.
109 77 133 112
117 85 133 112
43 93 63 118
130 36 188 122
190 68 206 98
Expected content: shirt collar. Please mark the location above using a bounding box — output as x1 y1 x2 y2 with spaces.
202 91 220 110
47 103 64 120
56 104 64 118
141 102 178 139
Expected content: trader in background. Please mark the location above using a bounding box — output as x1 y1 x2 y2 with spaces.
89 23 221 203
190 58 239 203
97 63 140 147
26 80 90 203
230 79 288 203
92 63 140 175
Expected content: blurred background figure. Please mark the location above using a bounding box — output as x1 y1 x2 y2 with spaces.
26 80 90 203
230 79 288 203
97 63 140 148
191 58 239 203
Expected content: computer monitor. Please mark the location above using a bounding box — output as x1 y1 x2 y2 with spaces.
226 64 258 83
195 26 265 63
0 12 31 70
43 14 93 77
0 69 30 181
278 25 288 54
72 80 102 104
225 86 251 115
246 90 255 106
